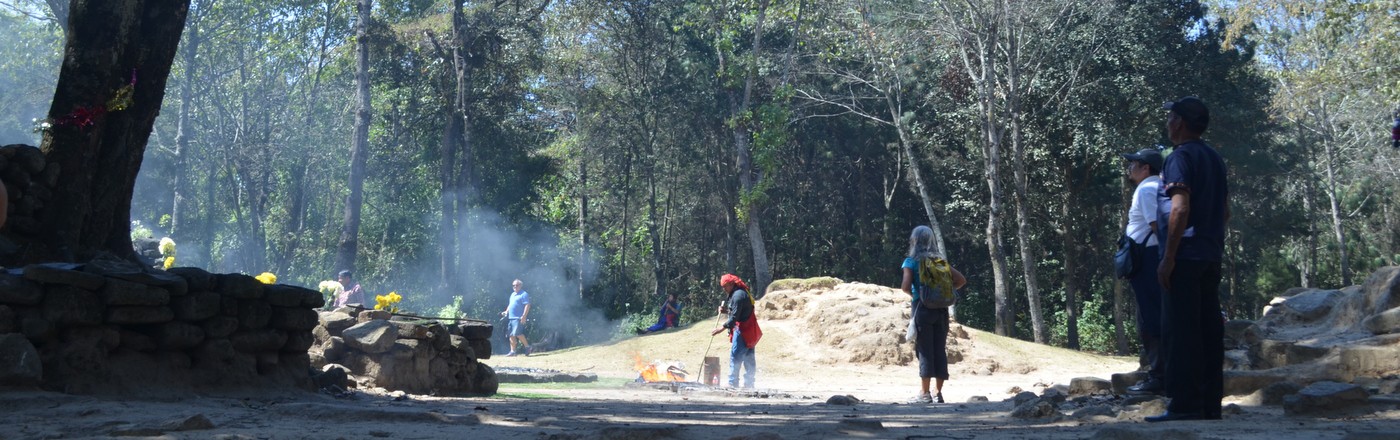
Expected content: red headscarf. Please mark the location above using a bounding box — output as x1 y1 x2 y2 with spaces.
720 273 750 293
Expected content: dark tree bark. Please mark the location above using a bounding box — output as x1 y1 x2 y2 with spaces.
335 0 373 274
33 0 190 263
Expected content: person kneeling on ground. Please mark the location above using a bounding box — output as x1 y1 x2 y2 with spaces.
639 294 682 334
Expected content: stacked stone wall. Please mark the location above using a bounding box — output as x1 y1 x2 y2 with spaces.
0 259 320 393
310 308 497 395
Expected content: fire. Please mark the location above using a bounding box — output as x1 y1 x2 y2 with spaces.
632 353 688 382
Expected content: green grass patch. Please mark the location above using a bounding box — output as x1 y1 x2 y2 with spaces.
492 391 567 400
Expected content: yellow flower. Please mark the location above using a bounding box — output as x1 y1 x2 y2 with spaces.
163 256 175 270
158 237 176 256
375 291 403 314
255 272 277 284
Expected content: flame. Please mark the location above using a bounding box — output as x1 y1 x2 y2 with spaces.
632 353 687 382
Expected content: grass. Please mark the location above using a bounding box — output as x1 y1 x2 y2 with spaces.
497 377 632 390
491 391 567 400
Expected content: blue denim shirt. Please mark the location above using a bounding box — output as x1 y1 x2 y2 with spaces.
1157 140 1229 262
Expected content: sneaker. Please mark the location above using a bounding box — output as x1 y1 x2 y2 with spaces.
934 393 944 403
505 351 517 357
1128 378 1163 394
909 393 933 404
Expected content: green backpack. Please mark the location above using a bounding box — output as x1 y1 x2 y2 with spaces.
917 257 956 309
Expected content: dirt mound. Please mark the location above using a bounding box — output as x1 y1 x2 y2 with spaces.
760 279 969 367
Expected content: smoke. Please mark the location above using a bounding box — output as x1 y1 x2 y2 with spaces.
437 206 609 352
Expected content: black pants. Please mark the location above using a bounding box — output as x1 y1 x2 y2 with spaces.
1129 245 1165 380
1162 259 1224 415
914 305 949 380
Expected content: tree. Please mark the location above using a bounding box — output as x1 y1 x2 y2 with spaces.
30 0 189 263
336 0 372 274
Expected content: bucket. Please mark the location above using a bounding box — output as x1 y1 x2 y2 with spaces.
700 356 721 386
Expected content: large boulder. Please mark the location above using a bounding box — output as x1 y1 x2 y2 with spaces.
319 311 356 336
23 263 105 291
1361 307 1400 335
0 333 42 385
1068 377 1112 396
0 271 43 305
341 320 397 354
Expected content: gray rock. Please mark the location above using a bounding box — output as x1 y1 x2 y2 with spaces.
0 272 42 305
324 337 346 361
282 331 316 353
270 307 319 331
1010 391 1039 407
42 285 103 325
202 316 240 339
358 310 391 322
1224 371 1287 397
1090 427 1200 440
1121 395 1159 406
0 304 13 333
392 321 431 339
1362 307 1400 335
167 267 214 292
216 274 264 299
1042 387 1069 404
0 333 42 385
23 263 105 291
119 329 157 351
10 144 45 173
171 292 221 321
1009 399 1058 419
237 300 272 329
301 288 326 309
17 311 53 341
64 326 120 352
1343 433 1400 440
1341 344 1400 379
1069 377 1112 396
264 284 308 307
1284 381 1372 416
105 306 175 325
312 365 348 389
825 394 860 405
107 269 188 296
342 320 397 354
468 339 491 360
319 312 356 336
1221 403 1243 415
967 396 989 402
474 364 498 395
153 322 206 350
1072 404 1117 419
1246 381 1303 406
1279 289 1345 322
457 322 493 340
1110 371 1147 395
230 329 289 353
1223 319 1260 348
161 414 215 431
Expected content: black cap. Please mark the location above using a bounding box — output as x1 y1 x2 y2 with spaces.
1121 148 1163 172
338 270 352 279
1163 96 1209 132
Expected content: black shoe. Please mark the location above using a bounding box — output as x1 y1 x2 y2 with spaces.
1145 411 1205 422
1128 378 1163 394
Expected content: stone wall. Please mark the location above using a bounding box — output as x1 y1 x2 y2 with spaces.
0 257 320 393
0 144 56 264
310 308 497 395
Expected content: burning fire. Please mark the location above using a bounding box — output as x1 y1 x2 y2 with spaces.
632 353 688 382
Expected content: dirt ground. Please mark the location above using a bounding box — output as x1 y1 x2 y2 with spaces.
4 283 1400 439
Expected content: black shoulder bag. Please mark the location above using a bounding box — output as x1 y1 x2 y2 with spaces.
1114 229 1155 280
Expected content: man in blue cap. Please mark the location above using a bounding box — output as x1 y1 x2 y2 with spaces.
1148 96 1229 422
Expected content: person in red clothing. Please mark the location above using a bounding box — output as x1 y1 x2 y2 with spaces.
711 274 761 388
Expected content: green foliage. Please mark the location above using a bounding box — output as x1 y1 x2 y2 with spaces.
438 295 466 320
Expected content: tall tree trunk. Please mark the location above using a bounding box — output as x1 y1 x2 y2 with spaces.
43 0 69 33
579 156 588 300
34 0 190 263
1060 188 1079 350
888 96 947 255
335 0 372 273
1007 103 1046 344
1321 131 1349 286
728 0 773 297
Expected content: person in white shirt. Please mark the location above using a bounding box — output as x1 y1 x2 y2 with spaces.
1121 147 1165 394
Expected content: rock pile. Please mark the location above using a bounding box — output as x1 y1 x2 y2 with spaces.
0 257 320 393
309 307 498 395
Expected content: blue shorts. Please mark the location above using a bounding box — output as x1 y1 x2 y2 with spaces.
508 319 523 336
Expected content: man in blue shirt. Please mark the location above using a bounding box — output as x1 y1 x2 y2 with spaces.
500 279 531 356
1148 96 1228 422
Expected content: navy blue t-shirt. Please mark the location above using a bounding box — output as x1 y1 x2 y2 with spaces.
1156 140 1229 262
